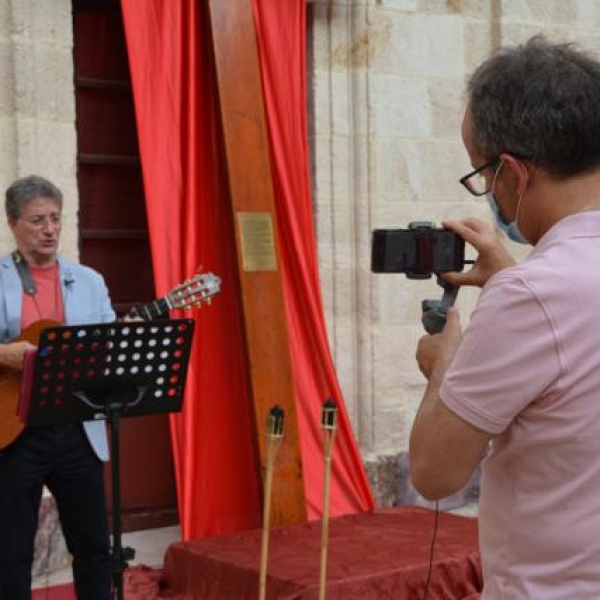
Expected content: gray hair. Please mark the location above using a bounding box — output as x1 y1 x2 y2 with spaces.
467 35 600 178
5 175 63 220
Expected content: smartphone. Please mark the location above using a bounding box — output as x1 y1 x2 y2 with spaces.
371 222 464 279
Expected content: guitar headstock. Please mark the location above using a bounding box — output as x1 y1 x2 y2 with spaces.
167 272 222 311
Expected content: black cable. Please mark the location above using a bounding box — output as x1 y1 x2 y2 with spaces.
421 501 440 600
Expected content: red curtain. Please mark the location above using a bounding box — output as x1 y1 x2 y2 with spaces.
121 0 374 538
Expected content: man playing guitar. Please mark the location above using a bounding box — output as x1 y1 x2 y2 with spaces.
0 175 114 599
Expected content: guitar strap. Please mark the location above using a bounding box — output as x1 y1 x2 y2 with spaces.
12 250 36 295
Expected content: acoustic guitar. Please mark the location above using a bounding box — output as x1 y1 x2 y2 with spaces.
0 271 221 451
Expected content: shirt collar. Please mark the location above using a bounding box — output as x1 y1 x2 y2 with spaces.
530 210 600 257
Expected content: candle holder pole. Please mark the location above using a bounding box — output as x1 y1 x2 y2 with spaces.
319 398 338 600
259 405 284 600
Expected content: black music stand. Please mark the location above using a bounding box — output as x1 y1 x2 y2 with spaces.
22 319 195 600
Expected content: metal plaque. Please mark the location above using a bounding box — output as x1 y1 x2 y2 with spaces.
237 212 278 272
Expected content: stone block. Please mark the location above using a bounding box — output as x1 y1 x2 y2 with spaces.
313 135 353 203
373 137 417 202
380 0 490 18
330 6 391 71
12 44 36 117
376 138 466 203
30 0 73 49
0 117 17 176
33 46 76 121
8 0 32 41
329 135 352 200
309 70 330 137
370 404 409 454
377 272 435 326
312 134 333 199
429 77 464 139
332 71 370 137
330 320 356 375
371 198 464 227
0 41 15 113
13 118 76 189
374 13 465 79
463 18 494 73
500 23 567 48
347 138 371 200
576 0 600 30
372 74 431 137
372 325 425 391
0 0 10 36
308 4 330 72
378 0 420 12
501 0 577 26
331 267 357 318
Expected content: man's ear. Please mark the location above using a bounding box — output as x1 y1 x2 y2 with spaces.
499 153 530 196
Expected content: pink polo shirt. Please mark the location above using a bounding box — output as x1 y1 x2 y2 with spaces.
440 211 600 599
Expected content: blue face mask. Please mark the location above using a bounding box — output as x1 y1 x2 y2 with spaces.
485 192 529 245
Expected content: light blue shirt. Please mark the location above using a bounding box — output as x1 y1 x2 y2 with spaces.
0 253 115 460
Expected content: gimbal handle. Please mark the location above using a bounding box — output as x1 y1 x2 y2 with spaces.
421 277 459 334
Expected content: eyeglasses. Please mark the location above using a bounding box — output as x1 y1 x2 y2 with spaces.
20 214 62 228
459 158 500 196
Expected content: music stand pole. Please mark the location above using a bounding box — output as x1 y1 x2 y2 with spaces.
108 403 134 600
259 405 284 600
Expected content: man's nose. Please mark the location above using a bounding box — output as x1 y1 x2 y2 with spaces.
41 220 57 233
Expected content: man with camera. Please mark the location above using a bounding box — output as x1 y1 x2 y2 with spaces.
409 36 600 598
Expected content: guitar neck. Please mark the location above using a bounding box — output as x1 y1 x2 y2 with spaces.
131 271 221 320
135 296 171 321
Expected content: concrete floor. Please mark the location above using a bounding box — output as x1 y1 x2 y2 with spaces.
31 525 181 589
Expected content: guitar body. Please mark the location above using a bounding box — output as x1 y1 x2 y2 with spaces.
0 320 59 451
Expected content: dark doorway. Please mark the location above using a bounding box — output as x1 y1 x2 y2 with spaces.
72 0 178 531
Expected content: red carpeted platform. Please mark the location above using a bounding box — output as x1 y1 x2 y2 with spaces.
162 506 482 599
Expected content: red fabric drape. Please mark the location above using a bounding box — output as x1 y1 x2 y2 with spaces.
121 0 374 537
